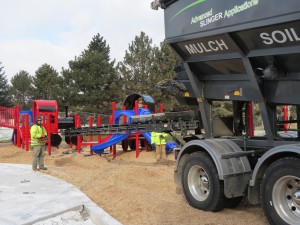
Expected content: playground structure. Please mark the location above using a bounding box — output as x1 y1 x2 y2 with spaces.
68 97 163 158
0 93 180 158
0 106 36 151
0 105 21 147
63 93 181 158
0 100 63 154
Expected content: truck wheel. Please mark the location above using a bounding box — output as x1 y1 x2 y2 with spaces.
182 152 226 212
260 158 300 225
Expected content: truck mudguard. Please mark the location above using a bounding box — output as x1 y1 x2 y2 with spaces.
175 139 252 197
249 144 300 187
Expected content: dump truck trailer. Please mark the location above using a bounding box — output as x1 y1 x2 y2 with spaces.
151 1 300 224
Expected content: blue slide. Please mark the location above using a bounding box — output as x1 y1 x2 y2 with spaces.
92 109 152 154
142 132 151 143
91 132 131 154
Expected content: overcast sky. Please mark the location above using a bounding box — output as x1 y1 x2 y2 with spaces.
0 0 165 81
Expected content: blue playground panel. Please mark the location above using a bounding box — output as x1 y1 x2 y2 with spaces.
20 110 33 124
11 110 34 143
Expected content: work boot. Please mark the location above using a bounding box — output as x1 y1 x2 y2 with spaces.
33 168 39 172
39 167 47 170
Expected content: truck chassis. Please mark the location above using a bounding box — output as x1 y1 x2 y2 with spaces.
152 1 300 224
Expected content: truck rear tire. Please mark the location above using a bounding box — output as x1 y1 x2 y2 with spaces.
182 152 226 212
260 158 300 225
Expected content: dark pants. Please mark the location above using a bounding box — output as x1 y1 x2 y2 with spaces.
32 145 45 169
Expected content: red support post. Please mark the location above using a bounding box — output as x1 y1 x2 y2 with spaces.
89 116 94 156
136 133 139 158
109 115 113 154
16 106 21 148
90 146 94 156
25 114 30 151
21 115 25 149
122 106 127 124
134 101 140 157
111 102 117 156
247 102 254 137
113 145 117 159
112 102 116 122
89 116 93 142
94 115 102 156
75 114 81 153
97 115 102 144
284 105 288 133
134 100 138 115
159 103 164 113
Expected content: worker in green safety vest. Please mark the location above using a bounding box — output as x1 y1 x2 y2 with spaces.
30 116 48 171
151 131 168 162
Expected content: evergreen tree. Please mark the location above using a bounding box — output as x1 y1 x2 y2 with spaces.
0 62 12 107
61 33 121 114
117 33 179 110
117 32 155 98
153 41 179 81
152 41 179 110
33 64 60 100
57 68 76 112
10 70 34 109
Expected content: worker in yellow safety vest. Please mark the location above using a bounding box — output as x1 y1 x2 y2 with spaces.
30 116 48 171
151 131 168 161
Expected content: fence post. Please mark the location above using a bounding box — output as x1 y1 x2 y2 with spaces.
21 115 25 149
25 114 30 151
89 116 94 156
97 115 102 144
160 103 164 113
16 106 21 148
109 115 113 154
75 114 81 153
